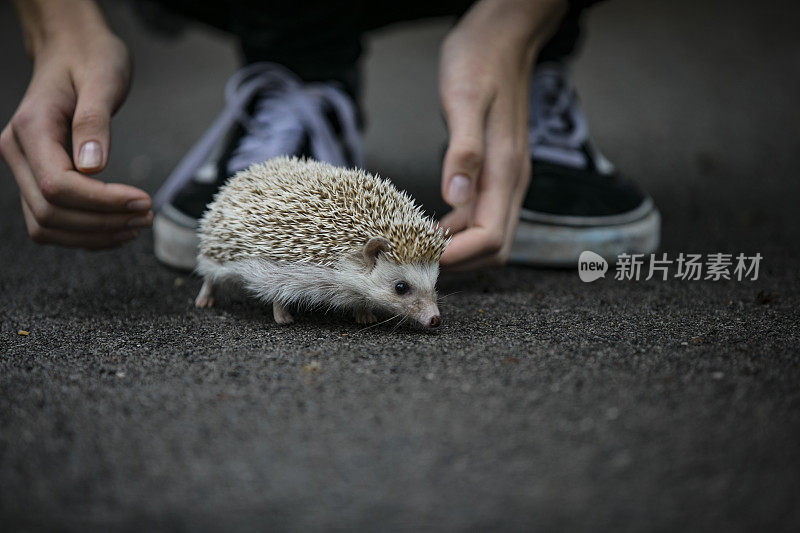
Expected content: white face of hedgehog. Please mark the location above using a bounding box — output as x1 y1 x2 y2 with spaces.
354 237 441 329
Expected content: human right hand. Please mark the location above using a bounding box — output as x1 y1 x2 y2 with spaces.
0 1 152 249
437 0 566 270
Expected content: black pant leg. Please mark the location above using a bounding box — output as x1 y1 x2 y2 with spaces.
143 0 599 90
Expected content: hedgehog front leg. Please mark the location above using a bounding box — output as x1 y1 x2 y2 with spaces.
272 301 295 324
195 279 215 308
354 308 377 324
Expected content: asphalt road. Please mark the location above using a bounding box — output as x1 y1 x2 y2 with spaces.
1 0 799 530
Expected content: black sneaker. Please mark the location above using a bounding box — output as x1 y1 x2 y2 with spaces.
510 62 660 266
153 63 363 270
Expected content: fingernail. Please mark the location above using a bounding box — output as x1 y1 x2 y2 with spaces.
126 198 151 211
78 141 102 169
447 174 471 206
127 213 152 228
113 230 138 242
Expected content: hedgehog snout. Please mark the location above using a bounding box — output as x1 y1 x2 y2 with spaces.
415 302 441 330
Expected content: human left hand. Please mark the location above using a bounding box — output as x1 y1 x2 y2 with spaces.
438 0 567 269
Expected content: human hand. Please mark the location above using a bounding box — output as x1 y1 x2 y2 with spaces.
438 0 566 269
0 0 151 249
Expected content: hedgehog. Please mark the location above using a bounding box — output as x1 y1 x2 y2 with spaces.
194 156 451 329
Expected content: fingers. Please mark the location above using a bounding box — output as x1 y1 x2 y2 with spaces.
40 167 151 213
2 123 152 249
27 193 153 232
439 204 472 235
441 85 491 208
442 158 529 269
11 109 150 212
21 199 140 249
69 36 130 175
440 95 529 268
71 76 120 174
439 179 512 266
445 158 530 271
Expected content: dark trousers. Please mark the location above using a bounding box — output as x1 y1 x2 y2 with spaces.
146 0 594 98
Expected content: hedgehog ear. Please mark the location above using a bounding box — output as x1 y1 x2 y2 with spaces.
363 237 390 270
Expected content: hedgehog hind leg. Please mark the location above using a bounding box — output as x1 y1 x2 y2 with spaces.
195 279 215 308
273 301 294 324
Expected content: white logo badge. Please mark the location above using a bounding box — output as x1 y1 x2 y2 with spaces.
578 251 608 282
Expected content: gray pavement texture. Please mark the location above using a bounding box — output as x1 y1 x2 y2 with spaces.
1 0 800 531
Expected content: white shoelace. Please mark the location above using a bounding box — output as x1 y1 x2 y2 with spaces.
154 63 363 210
528 62 591 170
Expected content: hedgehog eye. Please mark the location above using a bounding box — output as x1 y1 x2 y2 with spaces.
394 281 410 295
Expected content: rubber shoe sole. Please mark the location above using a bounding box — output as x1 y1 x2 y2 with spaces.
153 204 200 271
509 204 661 267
